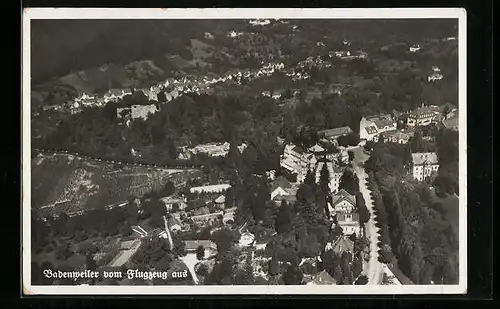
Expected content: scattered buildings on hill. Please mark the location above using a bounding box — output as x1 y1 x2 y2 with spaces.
411 152 439 182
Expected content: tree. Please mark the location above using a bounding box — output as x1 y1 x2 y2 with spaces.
333 264 343 283
282 265 303 285
355 192 370 225
196 263 209 276
85 253 97 271
351 258 363 278
304 169 315 187
339 169 359 195
296 183 314 203
355 275 369 285
348 150 355 162
55 242 72 260
211 227 240 255
275 200 293 234
233 264 255 285
160 181 176 197
319 163 330 192
196 245 205 260
269 256 280 276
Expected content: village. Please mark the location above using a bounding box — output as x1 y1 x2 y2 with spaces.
30 19 460 287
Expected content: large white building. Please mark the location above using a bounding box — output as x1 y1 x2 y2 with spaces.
359 114 396 141
280 144 317 183
407 104 442 127
411 152 439 182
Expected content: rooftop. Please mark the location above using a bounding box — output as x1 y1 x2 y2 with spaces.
412 152 439 165
184 240 217 251
366 114 394 129
310 270 337 285
331 189 356 207
331 235 354 255
318 126 353 138
271 176 293 192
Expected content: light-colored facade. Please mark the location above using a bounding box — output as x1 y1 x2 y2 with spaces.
411 152 439 182
190 184 231 194
131 104 158 120
328 189 361 236
407 104 442 127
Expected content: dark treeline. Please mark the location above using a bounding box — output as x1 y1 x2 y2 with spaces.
364 138 459 284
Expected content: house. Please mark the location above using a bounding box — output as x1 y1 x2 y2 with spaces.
308 270 337 285
409 45 421 52
190 184 231 194
160 196 186 212
428 73 444 82
381 130 412 144
239 231 255 247
214 195 226 207
407 104 442 127
331 235 355 257
280 144 317 182
270 176 293 201
308 144 325 154
167 216 182 233
107 239 142 268
412 152 439 182
329 189 361 236
131 104 158 120
318 126 353 141
184 240 218 257
191 142 232 157
359 114 396 142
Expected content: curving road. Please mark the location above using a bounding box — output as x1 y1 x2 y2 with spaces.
351 146 383 285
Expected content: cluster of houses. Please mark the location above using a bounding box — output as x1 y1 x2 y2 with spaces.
359 103 459 143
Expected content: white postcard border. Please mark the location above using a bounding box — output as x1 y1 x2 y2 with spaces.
22 7 467 295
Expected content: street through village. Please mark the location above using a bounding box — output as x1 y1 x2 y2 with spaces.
352 146 383 285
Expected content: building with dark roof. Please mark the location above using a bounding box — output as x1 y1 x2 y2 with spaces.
318 126 353 140
407 104 442 127
329 189 361 236
308 270 337 285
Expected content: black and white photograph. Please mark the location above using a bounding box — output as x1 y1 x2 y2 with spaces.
22 8 467 294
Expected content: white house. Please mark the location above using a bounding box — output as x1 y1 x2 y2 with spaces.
239 231 255 247
270 176 293 201
412 152 439 182
328 189 361 236
359 114 396 141
409 45 421 52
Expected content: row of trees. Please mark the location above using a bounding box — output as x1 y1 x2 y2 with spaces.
365 140 459 284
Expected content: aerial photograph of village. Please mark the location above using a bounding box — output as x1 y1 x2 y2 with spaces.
28 17 460 287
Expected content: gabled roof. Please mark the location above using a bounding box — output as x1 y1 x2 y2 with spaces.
271 176 292 192
331 235 354 255
214 195 226 204
291 145 306 155
308 144 325 153
331 189 356 207
311 270 337 285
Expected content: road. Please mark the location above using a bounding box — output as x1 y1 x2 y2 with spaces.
351 146 383 285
